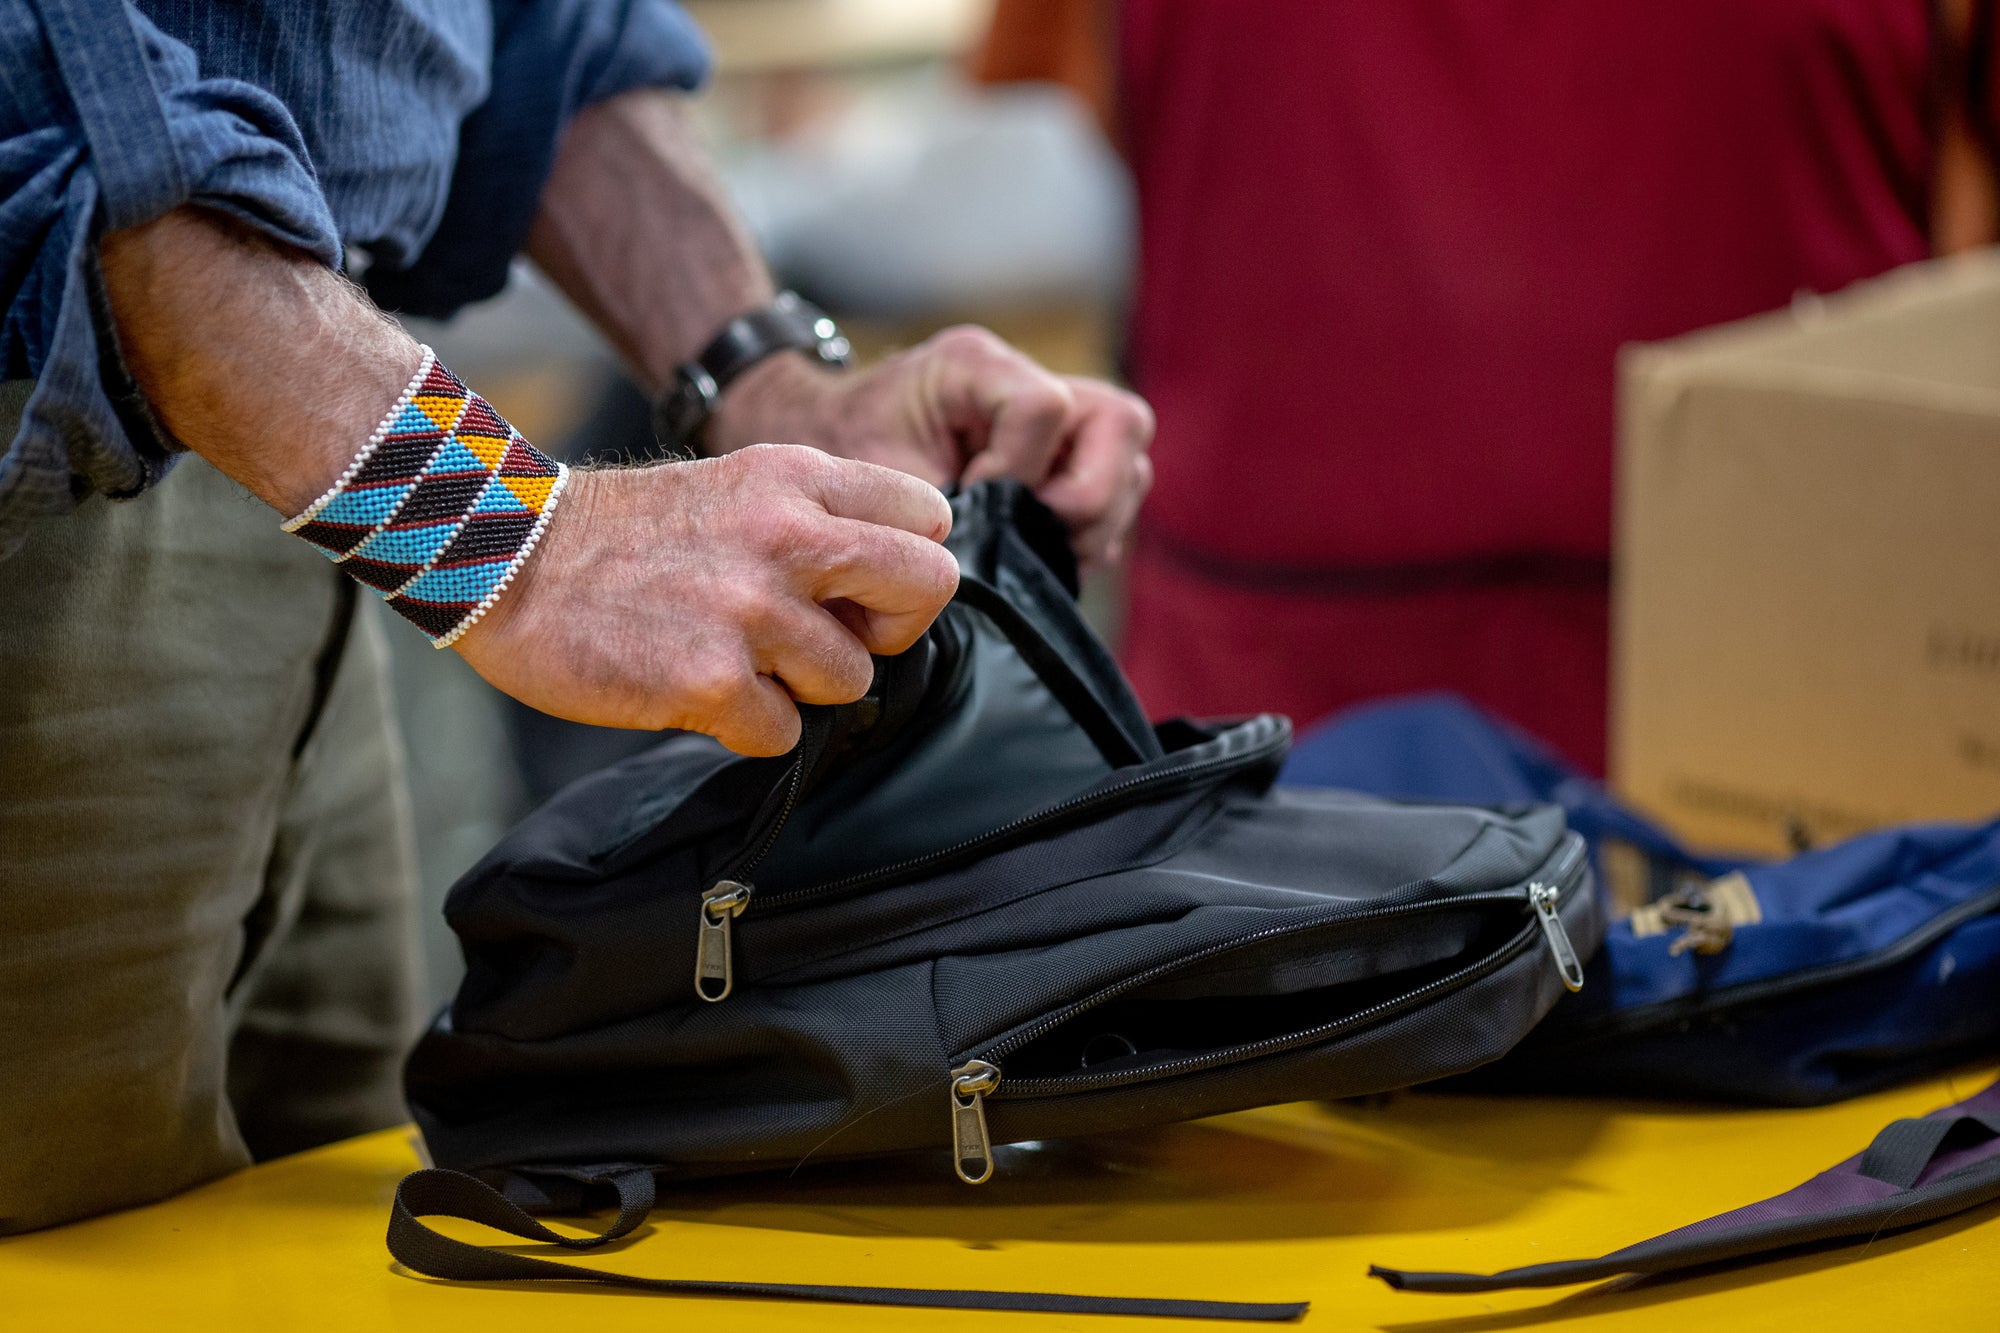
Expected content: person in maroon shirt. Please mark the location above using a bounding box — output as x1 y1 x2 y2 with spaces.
982 0 1998 771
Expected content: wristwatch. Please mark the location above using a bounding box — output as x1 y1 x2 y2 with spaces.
652 291 852 456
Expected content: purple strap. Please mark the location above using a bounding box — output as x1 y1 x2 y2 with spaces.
1374 1076 2000 1293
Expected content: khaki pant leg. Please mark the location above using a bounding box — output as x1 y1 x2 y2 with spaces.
0 428 420 1233
226 604 424 1161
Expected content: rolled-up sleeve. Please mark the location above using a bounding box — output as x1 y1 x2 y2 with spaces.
365 0 711 318
0 0 342 557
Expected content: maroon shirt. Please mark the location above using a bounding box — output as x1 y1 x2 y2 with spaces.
1117 0 1945 767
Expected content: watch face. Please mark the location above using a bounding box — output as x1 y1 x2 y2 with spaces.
818 331 853 367
659 294 850 448
679 364 720 411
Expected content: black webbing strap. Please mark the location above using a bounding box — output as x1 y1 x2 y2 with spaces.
951 577 1154 769
388 1169 1308 1321
1856 1109 2000 1188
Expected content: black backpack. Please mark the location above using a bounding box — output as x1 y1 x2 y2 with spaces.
392 482 1599 1319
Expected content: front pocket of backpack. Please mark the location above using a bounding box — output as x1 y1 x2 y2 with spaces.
961 835 1586 1098
990 899 1537 1088
932 861 1582 1186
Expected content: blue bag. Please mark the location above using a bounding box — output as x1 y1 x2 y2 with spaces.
1282 694 2000 1105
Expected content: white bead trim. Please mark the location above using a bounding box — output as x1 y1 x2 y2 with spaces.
433 461 572 650
280 345 438 532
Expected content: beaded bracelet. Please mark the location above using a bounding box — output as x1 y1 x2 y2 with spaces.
282 347 570 649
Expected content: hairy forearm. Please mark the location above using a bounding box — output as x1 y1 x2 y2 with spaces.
100 206 422 515
526 88 772 396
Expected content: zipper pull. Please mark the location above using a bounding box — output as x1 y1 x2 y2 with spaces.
695 880 752 1002
1529 882 1586 992
949 1059 1001 1184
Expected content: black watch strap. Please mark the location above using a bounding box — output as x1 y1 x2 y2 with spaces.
653 291 851 456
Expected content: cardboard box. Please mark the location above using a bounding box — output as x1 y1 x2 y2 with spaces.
1613 254 2000 855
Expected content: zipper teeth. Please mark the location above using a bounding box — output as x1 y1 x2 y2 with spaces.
753 717 1290 910
983 835 1586 1097
723 711 830 884
735 759 805 880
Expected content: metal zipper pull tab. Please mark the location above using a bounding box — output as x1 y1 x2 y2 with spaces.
695 880 752 1002
1529 882 1586 992
949 1060 1001 1184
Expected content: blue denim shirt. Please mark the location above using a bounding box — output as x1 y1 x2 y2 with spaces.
0 0 708 557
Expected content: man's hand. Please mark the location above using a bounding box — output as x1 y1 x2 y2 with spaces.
102 206 959 756
706 327 1156 569
453 445 959 755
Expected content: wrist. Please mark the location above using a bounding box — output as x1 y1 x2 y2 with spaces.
702 349 846 456
453 463 596 655
283 351 570 648
653 292 852 457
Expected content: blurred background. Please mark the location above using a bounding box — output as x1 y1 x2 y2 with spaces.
398 0 2000 1006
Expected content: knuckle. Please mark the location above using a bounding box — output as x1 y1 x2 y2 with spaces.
788 631 870 704
1122 392 1157 438
731 584 787 640
678 654 743 714
827 641 873 697
749 502 821 559
756 701 804 755
922 545 962 601
730 441 783 473
739 441 818 483
789 447 845 496
1073 471 1119 512
824 525 874 574
1005 379 1077 439
723 709 793 758
933 323 1003 358
778 441 829 474
1024 386 1073 428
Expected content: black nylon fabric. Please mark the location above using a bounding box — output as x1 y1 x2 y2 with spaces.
389 1168 1309 1320
401 482 1599 1312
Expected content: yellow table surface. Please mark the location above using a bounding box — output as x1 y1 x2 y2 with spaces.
6 1069 1997 1331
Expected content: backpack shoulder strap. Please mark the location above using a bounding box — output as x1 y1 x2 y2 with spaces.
1372 1076 2000 1294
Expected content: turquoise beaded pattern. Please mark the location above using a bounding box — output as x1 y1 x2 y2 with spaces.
282 347 570 646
